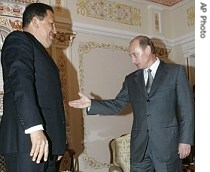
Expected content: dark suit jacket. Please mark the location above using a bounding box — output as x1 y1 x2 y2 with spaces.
0 31 66 155
88 61 194 163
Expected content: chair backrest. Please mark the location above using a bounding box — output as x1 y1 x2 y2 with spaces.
109 134 131 172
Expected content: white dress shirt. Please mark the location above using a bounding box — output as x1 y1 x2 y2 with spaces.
144 57 160 84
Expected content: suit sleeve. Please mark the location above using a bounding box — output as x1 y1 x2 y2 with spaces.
1 32 43 130
88 77 130 115
176 66 195 145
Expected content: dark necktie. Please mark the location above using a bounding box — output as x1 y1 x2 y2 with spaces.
146 69 153 93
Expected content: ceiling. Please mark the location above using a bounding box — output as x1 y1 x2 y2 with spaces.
146 0 185 7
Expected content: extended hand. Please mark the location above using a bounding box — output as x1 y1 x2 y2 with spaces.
178 143 191 159
30 130 49 163
68 92 91 108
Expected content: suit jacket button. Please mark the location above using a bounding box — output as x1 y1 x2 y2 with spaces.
147 99 150 102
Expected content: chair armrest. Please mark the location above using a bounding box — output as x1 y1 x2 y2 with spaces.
109 165 123 172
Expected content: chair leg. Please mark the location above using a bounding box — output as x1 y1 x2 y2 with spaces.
56 149 76 172
56 159 61 172
67 149 76 172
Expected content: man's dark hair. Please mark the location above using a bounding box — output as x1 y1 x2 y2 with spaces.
22 3 54 28
131 35 156 54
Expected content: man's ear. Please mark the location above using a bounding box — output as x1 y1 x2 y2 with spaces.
145 45 151 54
31 17 39 28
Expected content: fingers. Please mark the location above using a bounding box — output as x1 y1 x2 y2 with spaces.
179 151 188 159
178 143 191 159
68 92 91 108
43 141 49 161
30 130 49 163
68 100 80 108
78 92 84 97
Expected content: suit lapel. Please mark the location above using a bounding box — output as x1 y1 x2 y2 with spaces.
134 70 148 98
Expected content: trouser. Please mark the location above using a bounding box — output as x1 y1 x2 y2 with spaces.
4 153 57 172
130 141 182 172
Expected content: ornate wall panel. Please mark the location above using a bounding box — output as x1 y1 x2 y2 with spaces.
77 41 134 169
76 0 141 26
186 4 195 27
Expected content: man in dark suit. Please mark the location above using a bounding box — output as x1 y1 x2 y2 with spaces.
0 3 66 172
69 35 194 172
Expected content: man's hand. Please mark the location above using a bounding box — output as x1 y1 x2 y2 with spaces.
30 130 49 163
178 143 191 159
68 92 91 108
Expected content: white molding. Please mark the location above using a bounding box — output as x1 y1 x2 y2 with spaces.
73 22 194 47
169 32 195 46
72 22 138 40
181 38 195 58
147 4 164 10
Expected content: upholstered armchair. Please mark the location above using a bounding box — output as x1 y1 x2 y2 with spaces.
109 134 130 172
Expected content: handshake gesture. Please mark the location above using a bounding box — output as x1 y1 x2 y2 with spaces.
68 92 91 108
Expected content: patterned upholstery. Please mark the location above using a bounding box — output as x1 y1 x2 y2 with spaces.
0 155 7 172
109 134 130 172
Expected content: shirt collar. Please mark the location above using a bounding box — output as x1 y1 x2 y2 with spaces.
144 57 160 76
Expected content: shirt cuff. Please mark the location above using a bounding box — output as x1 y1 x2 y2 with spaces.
25 124 44 134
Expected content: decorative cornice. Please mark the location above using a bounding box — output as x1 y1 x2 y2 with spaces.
73 22 137 40
169 32 195 47
73 22 194 47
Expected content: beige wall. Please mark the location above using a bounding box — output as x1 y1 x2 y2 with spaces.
0 0 193 171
